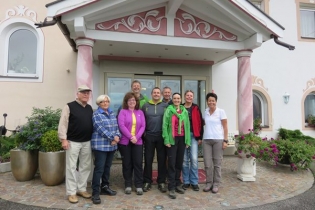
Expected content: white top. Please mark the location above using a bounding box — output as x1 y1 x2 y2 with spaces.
203 107 227 140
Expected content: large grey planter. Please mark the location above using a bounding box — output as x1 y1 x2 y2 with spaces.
39 151 65 186
10 149 38 181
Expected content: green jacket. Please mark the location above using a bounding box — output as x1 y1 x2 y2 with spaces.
139 94 149 108
162 104 191 146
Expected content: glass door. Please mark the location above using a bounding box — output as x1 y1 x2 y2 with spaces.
134 76 156 99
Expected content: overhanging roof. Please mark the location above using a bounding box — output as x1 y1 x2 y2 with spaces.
45 0 286 64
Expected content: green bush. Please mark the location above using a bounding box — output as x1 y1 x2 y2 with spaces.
16 107 61 151
40 130 63 152
0 135 18 162
274 128 315 170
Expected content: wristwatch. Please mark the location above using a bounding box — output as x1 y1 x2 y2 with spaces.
223 139 229 143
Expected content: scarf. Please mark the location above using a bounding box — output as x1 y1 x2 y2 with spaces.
168 105 186 135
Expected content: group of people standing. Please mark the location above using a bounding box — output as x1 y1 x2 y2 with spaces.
58 80 228 204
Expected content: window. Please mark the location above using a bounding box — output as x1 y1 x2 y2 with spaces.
300 8 315 38
304 92 315 123
7 29 37 75
0 18 44 82
253 90 269 127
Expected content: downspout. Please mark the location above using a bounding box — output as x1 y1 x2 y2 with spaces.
35 16 77 52
270 34 295 50
55 16 78 52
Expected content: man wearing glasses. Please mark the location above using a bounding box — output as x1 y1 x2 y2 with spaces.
58 85 93 204
142 87 168 193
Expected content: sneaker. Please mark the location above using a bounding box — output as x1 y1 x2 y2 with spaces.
100 185 117 196
125 187 132 194
136 188 143 195
169 190 176 199
203 183 212 192
175 186 185 194
143 183 151 192
182 183 190 190
76 191 92 199
91 194 101 205
68 195 78 203
212 186 219 194
191 184 199 191
158 183 167 193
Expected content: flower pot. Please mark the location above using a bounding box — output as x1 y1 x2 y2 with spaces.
39 151 65 186
10 149 38 181
236 152 256 181
0 162 11 173
309 160 315 174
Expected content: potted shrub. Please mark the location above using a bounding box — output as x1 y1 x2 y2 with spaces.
10 107 61 181
273 128 315 171
39 130 65 186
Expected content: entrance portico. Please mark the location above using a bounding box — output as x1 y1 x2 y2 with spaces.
44 0 285 131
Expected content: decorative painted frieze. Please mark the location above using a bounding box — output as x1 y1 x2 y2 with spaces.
0 5 37 24
303 78 315 92
174 9 237 41
252 75 268 91
95 7 167 35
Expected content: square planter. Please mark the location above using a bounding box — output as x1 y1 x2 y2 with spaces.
0 162 11 173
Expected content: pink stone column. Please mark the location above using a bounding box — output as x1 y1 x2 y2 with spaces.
236 50 253 134
75 39 94 105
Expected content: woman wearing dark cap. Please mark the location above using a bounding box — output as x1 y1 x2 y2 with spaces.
162 92 191 199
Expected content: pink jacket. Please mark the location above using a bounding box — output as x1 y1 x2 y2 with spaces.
118 109 146 145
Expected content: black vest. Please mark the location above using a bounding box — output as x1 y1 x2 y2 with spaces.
67 101 93 142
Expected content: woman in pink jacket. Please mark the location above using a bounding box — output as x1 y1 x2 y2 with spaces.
118 92 146 195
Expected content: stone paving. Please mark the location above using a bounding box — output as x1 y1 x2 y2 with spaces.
0 156 313 210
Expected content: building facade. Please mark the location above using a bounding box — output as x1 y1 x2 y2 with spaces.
0 0 314 139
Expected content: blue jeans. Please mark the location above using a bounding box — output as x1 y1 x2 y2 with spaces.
182 133 199 185
91 150 115 195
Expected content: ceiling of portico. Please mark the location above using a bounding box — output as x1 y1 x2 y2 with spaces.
46 0 285 64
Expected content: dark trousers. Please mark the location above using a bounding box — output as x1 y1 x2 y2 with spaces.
143 133 166 184
118 143 143 188
167 136 186 190
91 150 115 195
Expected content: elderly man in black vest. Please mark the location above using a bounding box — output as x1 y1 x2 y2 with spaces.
58 85 93 204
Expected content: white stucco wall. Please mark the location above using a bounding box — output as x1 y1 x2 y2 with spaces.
0 1 77 130
212 0 315 138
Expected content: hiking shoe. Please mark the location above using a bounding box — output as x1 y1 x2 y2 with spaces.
100 185 117 196
136 188 143 195
175 186 185 194
182 183 190 190
203 184 212 192
192 184 199 191
158 183 167 193
125 187 132 194
212 186 219 194
68 195 78 203
143 183 151 192
91 194 101 204
169 190 176 199
76 191 91 199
